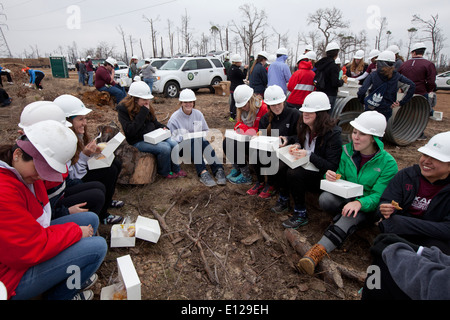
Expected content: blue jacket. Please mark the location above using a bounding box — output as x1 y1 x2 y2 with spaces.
357 69 415 119
249 62 268 95
268 55 291 93
28 69 44 84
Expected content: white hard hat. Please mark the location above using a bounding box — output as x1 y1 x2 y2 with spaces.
305 51 317 61
276 47 288 56
297 54 308 64
231 54 243 63
300 92 331 113
418 131 450 162
144 58 152 63
353 50 364 60
368 49 381 60
131 55 138 60
19 101 72 128
54 94 92 118
105 57 116 66
257 51 269 60
268 54 277 64
377 50 396 63
86 56 91 60
179 89 196 102
411 42 426 52
350 111 387 137
304 44 313 52
335 58 341 64
264 85 286 106
128 81 154 100
133 76 141 82
234 85 254 108
81 58 85 62
326 42 340 52
23 120 78 174
387 45 400 55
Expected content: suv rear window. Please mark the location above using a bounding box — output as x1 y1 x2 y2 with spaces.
197 59 213 69
210 59 223 68
161 59 185 70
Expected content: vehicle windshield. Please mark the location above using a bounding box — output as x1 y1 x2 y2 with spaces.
161 59 185 70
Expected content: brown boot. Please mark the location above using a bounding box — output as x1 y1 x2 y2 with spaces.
298 244 328 275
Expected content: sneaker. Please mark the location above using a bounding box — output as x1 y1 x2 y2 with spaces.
165 172 178 179
104 214 123 225
282 213 308 229
200 171 216 187
110 200 124 208
81 273 98 291
228 117 236 122
271 199 290 214
215 168 227 185
226 168 240 180
258 185 275 199
246 182 264 195
72 290 94 300
175 169 187 177
228 173 252 185
417 133 427 141
297 244 328 275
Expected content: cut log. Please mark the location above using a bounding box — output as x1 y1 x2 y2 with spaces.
116 143 157 185
284 228 344 289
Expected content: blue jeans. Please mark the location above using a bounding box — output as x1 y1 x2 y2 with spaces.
179 138 223 176
98 84 127 104
134 137 181 176
143 78 154 93
87 71 94 87
78 71 85 85
11 212 107 300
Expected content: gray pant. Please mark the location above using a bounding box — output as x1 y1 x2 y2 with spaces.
318 191 373 252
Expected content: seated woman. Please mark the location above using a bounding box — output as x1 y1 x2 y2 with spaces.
248 85 300 199
54 94 123 225
297 111 398 275
223 84 268 184
274 91 343 228
18 100 107 221
0 120 107 300
167 89 226 187
117 81 185 180
377 131 450 255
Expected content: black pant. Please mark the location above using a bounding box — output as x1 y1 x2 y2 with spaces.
82 158 122 219
222 138 250 168
34 73 45 89
229 92 236 119
55 181 106 220
0 71 12 87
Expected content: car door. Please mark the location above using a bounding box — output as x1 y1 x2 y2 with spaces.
196 58 215 85
181 59 202 88
436 72 450 90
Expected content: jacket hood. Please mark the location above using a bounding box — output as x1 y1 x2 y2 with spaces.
277 55 288 63
315 57 336 71
298 60 313 70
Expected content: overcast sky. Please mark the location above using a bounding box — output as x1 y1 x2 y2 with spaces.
1 0 449 62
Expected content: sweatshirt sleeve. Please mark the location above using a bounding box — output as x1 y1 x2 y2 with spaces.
68 152 90 180
0 187 82 270
382 243 450 300
398 75 416 106
117 104 149 138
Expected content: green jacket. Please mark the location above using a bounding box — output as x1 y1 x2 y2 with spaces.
337 137 398 212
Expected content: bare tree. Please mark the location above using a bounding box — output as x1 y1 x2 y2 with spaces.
231 3 267 63
385 30 393 48
412 14 446 63
272 27 289 49
406 27 418 59
210 25 219 51
374 17 388 50
139 38 145 58
116 25 129 63
167 19 175 57
181 9 193 53
307 7 348 52
143 15 159 57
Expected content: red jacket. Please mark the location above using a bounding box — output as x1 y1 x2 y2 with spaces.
234 102 268 135
0 167 81 299
287 61 315 105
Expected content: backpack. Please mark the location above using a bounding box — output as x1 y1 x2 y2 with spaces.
364 81 388 109
313 70 326 91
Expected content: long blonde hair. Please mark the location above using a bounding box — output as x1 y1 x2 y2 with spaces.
236 94 262 123
121 95 156 121
350 58 366 74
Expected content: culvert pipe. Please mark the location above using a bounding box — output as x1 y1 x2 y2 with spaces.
334 94 430 147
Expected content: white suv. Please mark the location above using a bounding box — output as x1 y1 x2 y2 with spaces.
153 57 226 98
114 58 169 87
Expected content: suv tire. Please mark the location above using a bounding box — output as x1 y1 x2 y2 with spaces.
164 81 180 98
209 77 222 93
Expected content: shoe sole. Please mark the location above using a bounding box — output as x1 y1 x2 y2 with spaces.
282 220 309 229
271 207 289 214
298 258 315 275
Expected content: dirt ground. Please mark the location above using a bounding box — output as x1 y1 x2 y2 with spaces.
1 68 449 302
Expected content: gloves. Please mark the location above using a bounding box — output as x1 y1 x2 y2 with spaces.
370 233 420 257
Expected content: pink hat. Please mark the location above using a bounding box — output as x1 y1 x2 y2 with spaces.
16 140 64 182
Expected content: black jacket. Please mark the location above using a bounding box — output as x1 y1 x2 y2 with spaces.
117 103 166 146
228 64 247 92
378 164 450 242
259 106 300 140
314 57 344 97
